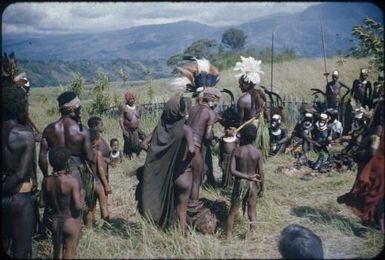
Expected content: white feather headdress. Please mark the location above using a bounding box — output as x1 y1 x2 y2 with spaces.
233 56 264 85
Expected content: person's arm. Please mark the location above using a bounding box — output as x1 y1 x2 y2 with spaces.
277 129 289 145
71 178 83 212
339 81 350 91
141 132 153 151
38 178 47 208
119 150 123 163
237 98 246 124
38 135 49 178
256 150 264 197
119 107 129 136
218 139 224 167
95 151 111 195
3 130 35 195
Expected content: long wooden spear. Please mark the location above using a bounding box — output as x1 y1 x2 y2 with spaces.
271 25 275 93
319 15 329 84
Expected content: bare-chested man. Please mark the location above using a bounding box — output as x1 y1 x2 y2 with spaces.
234 57 268 125
186 87 221 201
2 86 37 258
119 91 146 159
39 146 82 259
351 68 373 109
225 124 264 239
325 70 350 110
39 91 95 230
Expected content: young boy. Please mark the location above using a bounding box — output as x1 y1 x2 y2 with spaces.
218 127 239 189
109 138 123 167
39 146 83 259
225 124 264 239
85 128 111 228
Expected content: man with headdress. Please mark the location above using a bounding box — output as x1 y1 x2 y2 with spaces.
311 113 331 170
2 86 37 258
325 70 350 110
170 57 220 233
351 68 373 109
137 96 195 234
119 91 146 159
39 91 96 230
291 112 316 165
233 56 268 125
269 114 289 155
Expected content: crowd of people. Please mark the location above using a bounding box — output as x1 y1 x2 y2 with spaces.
2 53 384 258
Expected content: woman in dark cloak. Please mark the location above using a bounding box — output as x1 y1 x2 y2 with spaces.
136 96 195 233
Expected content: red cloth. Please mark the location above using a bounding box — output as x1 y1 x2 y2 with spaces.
338 126 384 223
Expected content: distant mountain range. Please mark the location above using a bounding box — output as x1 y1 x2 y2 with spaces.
2 2 383 86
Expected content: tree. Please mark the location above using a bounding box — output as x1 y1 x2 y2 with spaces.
184 38 217 58
88 70 111 115
144 67 154 100
349 17 384 70
221 28 247 50
68 72 85 97
117 68 129 86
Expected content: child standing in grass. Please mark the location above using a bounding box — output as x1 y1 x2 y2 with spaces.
225 124 264 239
218 127 239 189
109 138 123 167
39 146 83 259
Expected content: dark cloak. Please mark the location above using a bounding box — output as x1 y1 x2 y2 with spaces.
138 96 187 228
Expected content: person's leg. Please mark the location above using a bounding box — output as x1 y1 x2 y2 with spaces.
95 182 110 222
247 190 258 230
225 201 240 239
175 170 193 235
12 193 36 259
63 217 82 259
85 206 96 228
190 150 203 201
51 217 64 259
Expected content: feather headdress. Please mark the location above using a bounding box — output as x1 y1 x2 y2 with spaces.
170 56 220 96
233 56 264 85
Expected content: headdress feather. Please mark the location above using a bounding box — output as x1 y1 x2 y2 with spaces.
233 56 264 85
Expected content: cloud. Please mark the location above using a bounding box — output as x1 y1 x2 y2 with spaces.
2 2 319 35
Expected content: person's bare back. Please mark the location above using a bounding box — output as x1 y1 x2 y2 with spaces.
226 124 264 239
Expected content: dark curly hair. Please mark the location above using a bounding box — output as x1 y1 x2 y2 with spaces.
2 86 28 123
240 124 257 144
49 146 71 171
87 116 102 128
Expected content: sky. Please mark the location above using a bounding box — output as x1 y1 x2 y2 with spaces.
2 2 320 35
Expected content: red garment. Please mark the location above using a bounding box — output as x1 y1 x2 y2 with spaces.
338 126 384 223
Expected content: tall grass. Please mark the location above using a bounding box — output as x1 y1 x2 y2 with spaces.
28 57 383 259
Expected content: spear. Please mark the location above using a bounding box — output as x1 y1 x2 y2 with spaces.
271 25 275 93
319 15 329 84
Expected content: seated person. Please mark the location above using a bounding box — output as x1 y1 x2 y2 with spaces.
278 224 324 259
269 114 289 155
326 108 343 141
311 113 331 170
109 138 123 167
39 146 83 259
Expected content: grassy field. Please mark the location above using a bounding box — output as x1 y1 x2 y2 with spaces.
29 57 383 258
